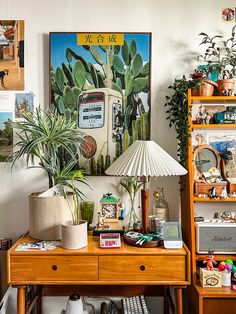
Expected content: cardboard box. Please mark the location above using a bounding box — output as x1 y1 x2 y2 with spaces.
200 268 222 287
0 251 8 301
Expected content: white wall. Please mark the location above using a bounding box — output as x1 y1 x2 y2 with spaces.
0 0 234 240
0 0 235 311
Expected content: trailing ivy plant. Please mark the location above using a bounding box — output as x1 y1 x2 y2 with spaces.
165 76 197 167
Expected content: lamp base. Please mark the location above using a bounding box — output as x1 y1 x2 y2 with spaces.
124 231 163 248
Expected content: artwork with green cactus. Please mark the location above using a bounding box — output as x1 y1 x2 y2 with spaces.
50 32 151 175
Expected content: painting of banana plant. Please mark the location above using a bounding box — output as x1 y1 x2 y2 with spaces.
50 32 151 175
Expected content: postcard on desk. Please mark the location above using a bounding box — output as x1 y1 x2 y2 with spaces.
15 241 61 251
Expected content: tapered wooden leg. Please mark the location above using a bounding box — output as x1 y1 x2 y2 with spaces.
36 286 42 314
17 286 26 314
163 286 169 314
175 288 183 314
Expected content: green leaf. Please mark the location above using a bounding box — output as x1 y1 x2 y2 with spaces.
62 63 74 88
74 60 86 88
131 53 143 77
133 77 147 94
125 68 134 97
122 40 129 66
63 86 76 111
141 61 150 76
129 40 137 58
66 48 72 63
90 46 103 65
113 55 125 74
55 67 64 92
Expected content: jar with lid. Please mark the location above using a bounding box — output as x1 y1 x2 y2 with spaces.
153 187 169 221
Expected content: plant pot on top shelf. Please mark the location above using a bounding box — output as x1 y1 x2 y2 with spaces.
217 79 235 96
192 80 218 96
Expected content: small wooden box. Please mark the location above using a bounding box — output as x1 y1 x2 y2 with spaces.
194 182 227 196
200 268 222 288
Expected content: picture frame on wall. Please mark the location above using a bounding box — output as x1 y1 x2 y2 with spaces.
0 20 24 91
49 32 151 175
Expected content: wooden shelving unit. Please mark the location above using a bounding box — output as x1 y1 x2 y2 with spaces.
181 89 236 314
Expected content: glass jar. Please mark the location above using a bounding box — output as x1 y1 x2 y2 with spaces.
153 187 169 221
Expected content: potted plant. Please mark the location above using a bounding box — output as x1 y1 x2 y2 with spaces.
11 108 87 240
165 76 198 167
198 25 236 95
61 170 88 250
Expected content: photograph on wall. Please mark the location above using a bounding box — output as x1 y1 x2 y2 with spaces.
0 20 24 90
0 112 13 162
50 32 151 175
15 92 34 118
221 8 235 22
0 92 14 111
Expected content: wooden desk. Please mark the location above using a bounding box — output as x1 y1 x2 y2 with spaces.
7 234 190 314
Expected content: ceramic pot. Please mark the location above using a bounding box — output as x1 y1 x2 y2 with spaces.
61 220 88 250
217 79 235 95
193 80 218 96
29 192 72 240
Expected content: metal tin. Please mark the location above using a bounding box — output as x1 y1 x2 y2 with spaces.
148 216 165 235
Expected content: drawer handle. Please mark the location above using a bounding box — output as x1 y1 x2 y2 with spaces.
140 265 145 271
52 265 58 271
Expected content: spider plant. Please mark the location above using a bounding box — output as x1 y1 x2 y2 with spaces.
10 107 85 189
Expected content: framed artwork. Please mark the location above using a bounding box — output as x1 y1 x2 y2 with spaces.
49 32 151 174
15 92 34 118
0 20 24 90
0 112 13 162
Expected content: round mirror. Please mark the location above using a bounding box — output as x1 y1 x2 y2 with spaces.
195 148 217 173
193 144 221 181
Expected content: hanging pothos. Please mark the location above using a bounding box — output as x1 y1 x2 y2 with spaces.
165 76 198 167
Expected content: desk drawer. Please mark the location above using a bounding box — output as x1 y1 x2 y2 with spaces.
10 256 98 282
99 255 186 281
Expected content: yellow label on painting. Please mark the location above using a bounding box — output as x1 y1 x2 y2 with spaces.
77 33 124 45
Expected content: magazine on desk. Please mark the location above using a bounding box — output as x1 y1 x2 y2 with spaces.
15 240 61 251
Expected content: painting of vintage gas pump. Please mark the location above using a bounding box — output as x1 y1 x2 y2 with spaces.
78 88 123 174
50 32 151 174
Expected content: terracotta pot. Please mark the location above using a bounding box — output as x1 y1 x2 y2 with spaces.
192 80 218 96
217 79 235 96
61 220 88 249
29 192 72 240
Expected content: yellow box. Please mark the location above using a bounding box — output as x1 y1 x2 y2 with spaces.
200 268 222 288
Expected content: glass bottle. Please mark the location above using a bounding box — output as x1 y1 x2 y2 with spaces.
153 187 169 221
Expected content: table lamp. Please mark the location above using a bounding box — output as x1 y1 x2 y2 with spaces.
105 140 187 235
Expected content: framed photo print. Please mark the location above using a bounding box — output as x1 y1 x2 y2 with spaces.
49 32 151 175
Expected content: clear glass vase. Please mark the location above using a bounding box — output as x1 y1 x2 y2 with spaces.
126 199 139 230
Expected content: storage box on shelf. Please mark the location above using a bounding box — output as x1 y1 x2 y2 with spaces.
181 89 236 314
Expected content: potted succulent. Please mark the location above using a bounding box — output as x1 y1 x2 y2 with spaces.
11 108 88 240
198 25 236 95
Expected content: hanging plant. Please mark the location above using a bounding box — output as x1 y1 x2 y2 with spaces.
165 76 197 167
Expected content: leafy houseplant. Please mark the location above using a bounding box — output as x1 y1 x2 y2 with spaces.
120 177 142 229
198 26 236 94
61 169 89 249
165 76 197 167
11 108 88 240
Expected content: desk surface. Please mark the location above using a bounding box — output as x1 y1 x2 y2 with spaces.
7 234 190 286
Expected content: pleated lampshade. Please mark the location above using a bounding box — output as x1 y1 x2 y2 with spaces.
105 140 187 177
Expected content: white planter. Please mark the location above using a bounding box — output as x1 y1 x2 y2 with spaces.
29 192 72 240
61 220 88 250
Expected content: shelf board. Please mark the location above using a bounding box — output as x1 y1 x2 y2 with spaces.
196 254 236 262
191 124 236 130
193 196 236 202
194 282 236 296
191 95 236 101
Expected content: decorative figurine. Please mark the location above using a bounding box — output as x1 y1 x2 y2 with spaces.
210 186 217 198
203 250 217 271
221 186 228 199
